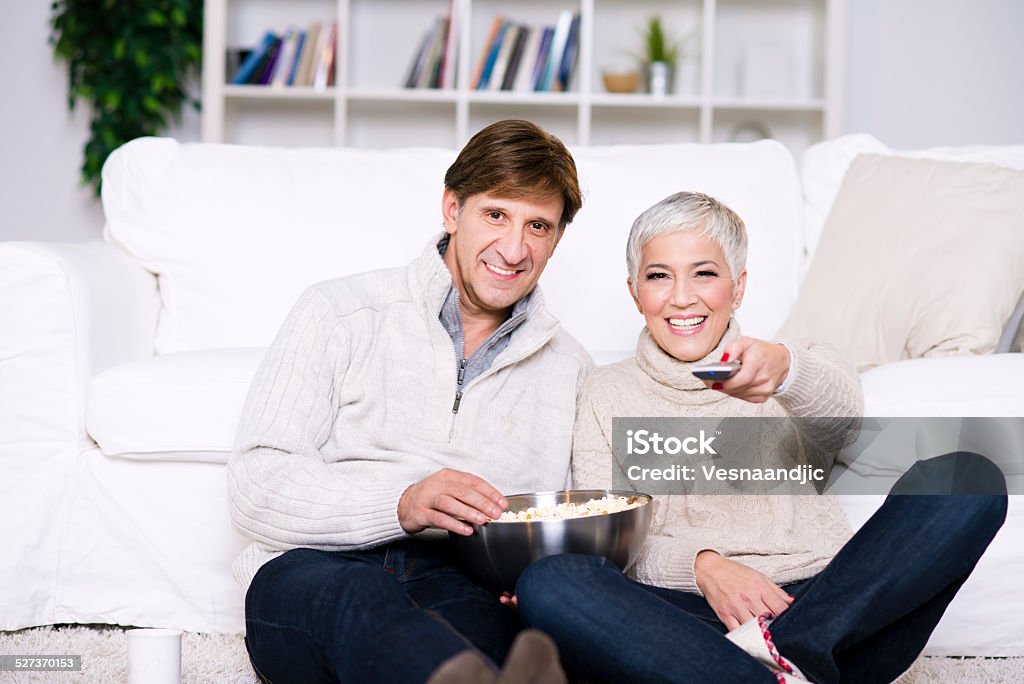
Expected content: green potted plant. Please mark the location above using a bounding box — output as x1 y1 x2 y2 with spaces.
640 15 696 96
50 0 203 196
643 16 677 96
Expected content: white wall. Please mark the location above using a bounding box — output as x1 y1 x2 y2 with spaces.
844 0 1024 147
0 0 199 244
2 0 1021 244
1 0 103 243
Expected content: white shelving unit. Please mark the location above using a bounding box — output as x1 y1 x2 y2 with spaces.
202 0 843 154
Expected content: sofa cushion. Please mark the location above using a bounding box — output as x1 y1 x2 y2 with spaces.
85 349 265 463
802 133 1024 264
840 355 1024 479
101 139 457 355
551 140 804 349
780 154 1024 370
101 138 804 356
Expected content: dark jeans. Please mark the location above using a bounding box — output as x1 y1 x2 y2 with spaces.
244 538 521 683
516 452 1008 684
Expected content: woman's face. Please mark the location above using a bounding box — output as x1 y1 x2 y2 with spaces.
629 231 746 362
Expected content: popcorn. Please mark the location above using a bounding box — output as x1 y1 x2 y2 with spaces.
493 495 643 522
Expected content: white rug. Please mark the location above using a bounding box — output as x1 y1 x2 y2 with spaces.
1 625 1023 682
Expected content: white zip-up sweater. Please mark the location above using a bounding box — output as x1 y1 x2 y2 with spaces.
228 236 592 589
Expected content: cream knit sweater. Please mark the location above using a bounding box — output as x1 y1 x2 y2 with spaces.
572 322 864 593
228 237 592 590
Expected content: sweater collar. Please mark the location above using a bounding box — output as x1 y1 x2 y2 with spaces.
410 232 559 352
635 319 741 391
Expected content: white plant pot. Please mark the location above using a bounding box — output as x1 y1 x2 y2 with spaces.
645 61 674 97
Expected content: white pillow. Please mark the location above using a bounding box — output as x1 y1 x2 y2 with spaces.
102 138 456 353
556 140 804 347
780 154 1024 370
802 134 1024 267
102 137 805 354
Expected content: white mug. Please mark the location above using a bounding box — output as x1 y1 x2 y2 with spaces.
126 628 182 684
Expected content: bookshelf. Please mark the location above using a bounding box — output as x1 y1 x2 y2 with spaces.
201 0 844 155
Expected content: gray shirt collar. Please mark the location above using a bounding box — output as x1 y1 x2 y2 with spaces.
436 234 532 384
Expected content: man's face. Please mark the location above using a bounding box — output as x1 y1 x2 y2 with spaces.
441 189 564 318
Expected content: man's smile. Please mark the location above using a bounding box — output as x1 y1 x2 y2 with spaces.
484 261 526 280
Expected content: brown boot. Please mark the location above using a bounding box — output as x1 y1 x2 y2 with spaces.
426 650 498 684
497 630 566 684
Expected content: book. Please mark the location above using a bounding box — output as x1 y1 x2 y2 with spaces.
477 20 509 90
530 27 554 91
312 22 337 90
252 36 283 84
501 25 530 91
472 17 503 89
326 23 338 87
225 48 250 83
488 24 520 92
404 23 437 88
230 31 276 85
419 16 448 89
294 22 321 86
439 2 458 89
286 31 306 85
270 28 298 87
556 14 581 91
513 27 542 92
539 10 573 92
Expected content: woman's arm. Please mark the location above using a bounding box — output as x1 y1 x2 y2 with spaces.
572 375 721 594
710 336 862 474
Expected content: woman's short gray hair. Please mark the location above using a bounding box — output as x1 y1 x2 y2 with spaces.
626 191 747 293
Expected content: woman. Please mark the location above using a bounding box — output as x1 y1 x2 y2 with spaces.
515 192 1007 684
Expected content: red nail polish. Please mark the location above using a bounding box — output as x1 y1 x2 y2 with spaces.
712 382 723 390
721 352 730 362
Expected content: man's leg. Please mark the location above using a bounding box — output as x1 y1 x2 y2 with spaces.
517 554 777 684
245 547 478 683
389 540 524 666
770 451 1008 684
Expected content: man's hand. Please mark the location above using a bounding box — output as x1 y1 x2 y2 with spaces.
704 338 790 404
694 551 793 631
398 468 508 536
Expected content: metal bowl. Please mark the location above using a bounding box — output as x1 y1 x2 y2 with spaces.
450 489 653 594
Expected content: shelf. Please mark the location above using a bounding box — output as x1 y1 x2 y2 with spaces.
589 94 702 109
203 0 843 153
223 85 337 101
347 88 459 103
466 91 579 106
712 97 826 112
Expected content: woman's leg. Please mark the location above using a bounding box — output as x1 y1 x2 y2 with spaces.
516 553 777 684
769 451 1008 684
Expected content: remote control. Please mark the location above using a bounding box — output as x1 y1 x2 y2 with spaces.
691 361 741 380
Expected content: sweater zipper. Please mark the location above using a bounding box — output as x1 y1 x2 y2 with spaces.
452 358 467 414
445 309 531 440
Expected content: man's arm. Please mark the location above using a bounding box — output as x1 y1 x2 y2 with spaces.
227 286 410 551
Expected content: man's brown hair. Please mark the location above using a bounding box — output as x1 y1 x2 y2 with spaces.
444 120 583 229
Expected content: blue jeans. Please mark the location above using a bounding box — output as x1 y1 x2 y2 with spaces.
516 452 1008 684
244 538 521 683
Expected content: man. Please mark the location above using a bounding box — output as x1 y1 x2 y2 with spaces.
228 120 591 683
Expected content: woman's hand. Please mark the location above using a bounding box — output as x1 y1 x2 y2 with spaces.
694 551 793 630
705 337 790 403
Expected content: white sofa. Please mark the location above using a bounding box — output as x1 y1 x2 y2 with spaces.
1 134 1022 656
